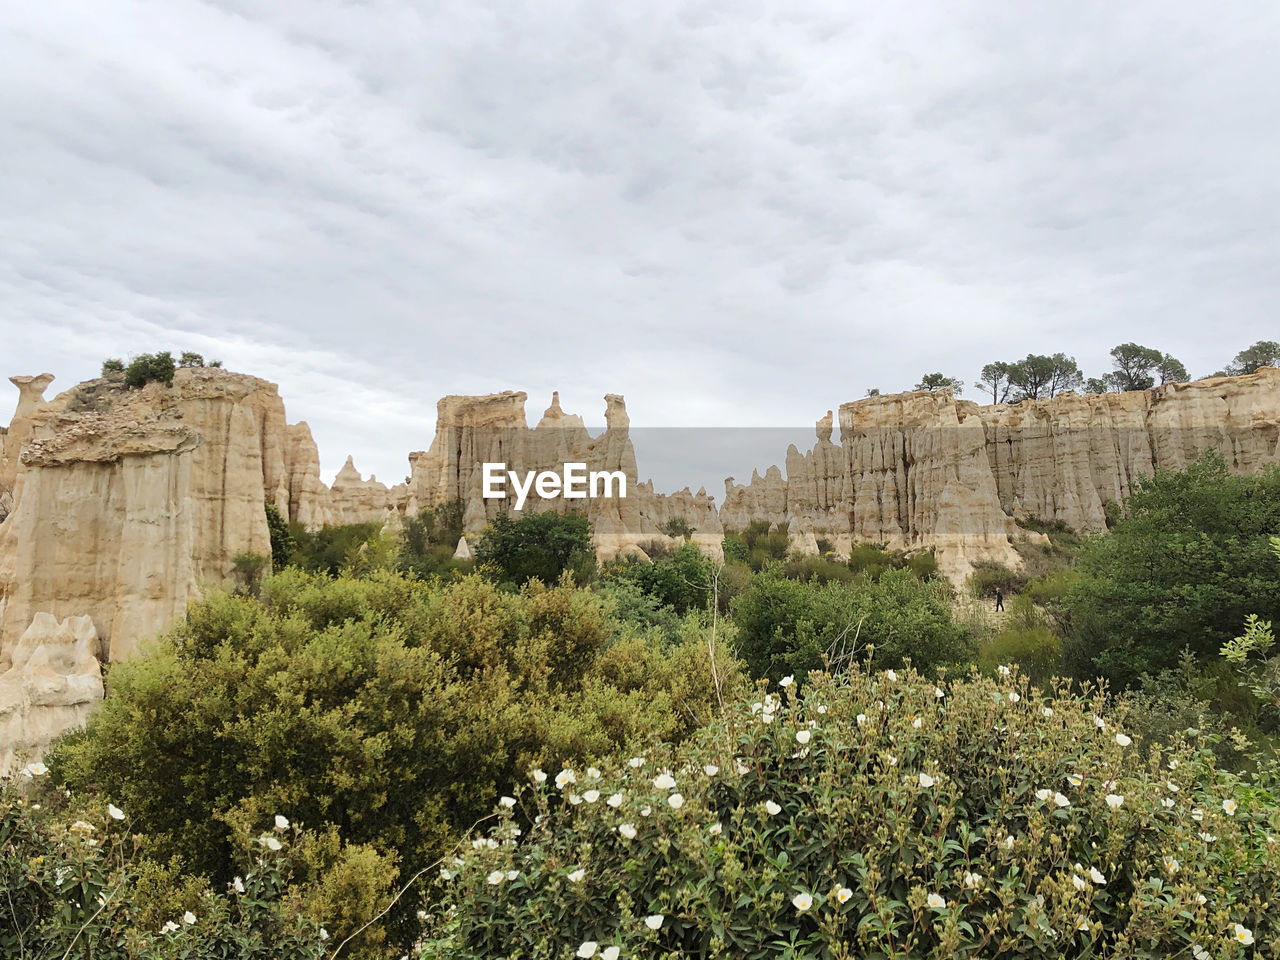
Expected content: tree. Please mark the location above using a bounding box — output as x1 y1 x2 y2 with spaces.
1047 352 1084 395
1227 340 1280 376
1106 342 1164 392
1085 376 1112 394
864 387 880 397
1157 353 1189 384
123 351 176 389
974 362 1014 403
1007 355 1053 400
474 511 595 585
178 351 206 368
265 501 295 567
100 358 124 376
914 373 963 395
1062 451 1280 687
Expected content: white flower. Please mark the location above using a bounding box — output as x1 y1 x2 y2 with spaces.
1191 807 1204 821
1196 893 1207 905
1042 706 1054 717
1105 794 1124 810
918 772 935 788
1222 798 1237 816
568 868 586 882
792 892 813 911
886 669 897 682
1193 945 1209 960
1009 691 1021 703
439 867 454 880
1115 732 1132 747
703 764 719 777
619 823 637 839
628 757 645 768
998 665 1011 677
1054 792 1071 807
926 892 946 909
1036 789 1053 801
1093 715 1106 730
107 803 125 821
1072 874 1088 891
935 686 945 698
1004 835 1015 849
1198 832 1217 842
640 805 652 817
780 675 794 688
765 800 782 816
1163 856 1180 874
1166 780 1180 793
761 712 775 724
183 911 196 925
1162 798 1176 808
912 716 922 729
556 769 576 789
708 822 722 835
887 754 898 767
320 928 329 940
232 876 245 893
20 762 49 778
263 836 282 851
963 871 981 888
1234 923 1254 946
1066 773 1083 787
667 793 684 810
734 759 749 775
601 948 620 960
645 914 664 930
817 704 828 713
795 730 811 745
161 921 179 933
506 869 518 880
568 794 583 805
486 870 504 885
1076 917 1090 931
70 820 95 834
274 814 290 831
417 909 428 920
583 790 600 804
856 713 867 726
532 768 547 783
577 942 598 958
587 767 602 779
499 796 516 808
653 773 676 790
1089 867 1106 885
1168 758 1180 770
607 793 623 808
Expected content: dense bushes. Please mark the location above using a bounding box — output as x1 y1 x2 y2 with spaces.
731 567 972 681
49 570 741 953
430 665 1280 958
475 511 596 586
601 542 715 616
1063 452 1280 687
2 781 327 958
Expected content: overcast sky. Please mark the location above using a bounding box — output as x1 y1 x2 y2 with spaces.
3 1 1278 494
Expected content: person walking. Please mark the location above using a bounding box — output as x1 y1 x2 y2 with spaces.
994 588 1004 612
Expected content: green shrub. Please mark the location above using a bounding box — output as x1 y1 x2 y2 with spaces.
101 357 125 376
1063 451 1280 687
1 781 328 959
427 667 1280 958
288 520 384 576
266 502 295 567
475 512 596 586
731 567 972 681
399 500 471 580
967 561 1022 598
124 351 177 389
978 625 1062 684
50 571 742 953
179 351 206 367
602 543 715 616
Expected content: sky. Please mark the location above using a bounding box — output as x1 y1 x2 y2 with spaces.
3 1 1278 496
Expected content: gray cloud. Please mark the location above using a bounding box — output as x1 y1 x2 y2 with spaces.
2 0 1278 493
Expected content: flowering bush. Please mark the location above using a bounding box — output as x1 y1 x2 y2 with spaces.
1 779 326 958
428 666 1279 958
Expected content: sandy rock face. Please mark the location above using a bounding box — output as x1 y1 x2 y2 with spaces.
0 368 328 663
0 612 103 775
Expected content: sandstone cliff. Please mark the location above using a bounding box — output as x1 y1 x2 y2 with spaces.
0 368 336 664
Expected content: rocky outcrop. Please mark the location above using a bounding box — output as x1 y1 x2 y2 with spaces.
0 373 55 519
0 369 332 663
729 369 1280 582
0 612 103 775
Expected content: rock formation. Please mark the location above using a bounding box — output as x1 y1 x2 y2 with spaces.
0 612 103 775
